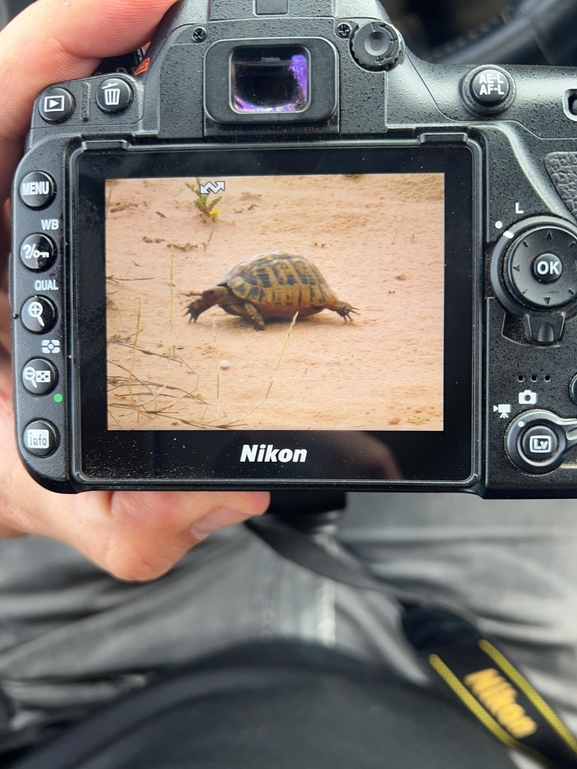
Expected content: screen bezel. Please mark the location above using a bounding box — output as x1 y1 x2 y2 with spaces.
72 143 478 487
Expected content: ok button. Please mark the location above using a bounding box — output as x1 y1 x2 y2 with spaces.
533 253 563 283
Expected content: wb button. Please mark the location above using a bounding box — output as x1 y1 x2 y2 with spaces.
533 253 563 284
520 425 559 462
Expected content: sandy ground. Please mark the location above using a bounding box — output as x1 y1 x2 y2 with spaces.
105 173 444 431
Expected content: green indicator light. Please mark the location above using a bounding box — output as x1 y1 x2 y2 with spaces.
54 394 63 403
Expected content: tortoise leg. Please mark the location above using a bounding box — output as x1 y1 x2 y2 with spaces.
224 301 266 330
326 301 360 323
238 301 266 331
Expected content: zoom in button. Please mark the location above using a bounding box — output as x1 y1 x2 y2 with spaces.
20 297 57 334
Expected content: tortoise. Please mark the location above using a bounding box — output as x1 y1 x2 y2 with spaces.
185 252 358 331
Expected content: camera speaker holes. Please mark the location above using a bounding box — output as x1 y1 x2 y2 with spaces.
518 374 551 383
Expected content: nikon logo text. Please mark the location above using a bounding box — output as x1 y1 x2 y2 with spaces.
240 445 307 463
464 668 537 738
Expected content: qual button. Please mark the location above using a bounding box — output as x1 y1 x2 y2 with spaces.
21 296 57 334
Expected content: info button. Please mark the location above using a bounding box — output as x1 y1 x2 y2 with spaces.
23 420 59 457
520 425 559 463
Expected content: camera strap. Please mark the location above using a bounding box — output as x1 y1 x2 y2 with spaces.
246 518 577 769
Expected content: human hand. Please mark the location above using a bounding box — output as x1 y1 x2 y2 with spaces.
0 0 270 581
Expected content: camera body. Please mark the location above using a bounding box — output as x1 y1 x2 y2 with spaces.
11 0 577 496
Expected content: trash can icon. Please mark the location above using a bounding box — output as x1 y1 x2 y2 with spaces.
103 83 121 107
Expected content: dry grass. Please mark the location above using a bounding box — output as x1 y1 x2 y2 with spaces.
107 312 299 430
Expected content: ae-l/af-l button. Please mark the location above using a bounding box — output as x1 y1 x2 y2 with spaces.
471 68 511 105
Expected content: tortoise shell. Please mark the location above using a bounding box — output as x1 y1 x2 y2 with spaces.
221 252 337 317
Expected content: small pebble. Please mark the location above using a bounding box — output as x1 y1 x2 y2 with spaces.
220 360 231 370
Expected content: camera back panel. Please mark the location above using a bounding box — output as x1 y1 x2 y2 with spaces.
11 0 577 496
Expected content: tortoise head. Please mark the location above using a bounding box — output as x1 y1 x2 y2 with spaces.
204 286 232 304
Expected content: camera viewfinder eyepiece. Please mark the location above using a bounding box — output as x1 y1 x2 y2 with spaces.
231 46 309 114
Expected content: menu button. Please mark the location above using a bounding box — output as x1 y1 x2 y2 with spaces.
19 172 55 209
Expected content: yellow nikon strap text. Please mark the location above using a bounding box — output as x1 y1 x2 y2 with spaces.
424 635 577 768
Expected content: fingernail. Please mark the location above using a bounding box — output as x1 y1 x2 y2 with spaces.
191 507 247 538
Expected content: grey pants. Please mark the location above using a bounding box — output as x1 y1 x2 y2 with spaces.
1 493 576 768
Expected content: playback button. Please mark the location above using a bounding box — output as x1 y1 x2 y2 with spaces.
39 87 75 123
23 420 59 457
22 359 58 395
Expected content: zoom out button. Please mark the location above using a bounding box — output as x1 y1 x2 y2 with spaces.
21 359 58 395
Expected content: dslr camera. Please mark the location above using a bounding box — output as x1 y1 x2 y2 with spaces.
11 0 577 496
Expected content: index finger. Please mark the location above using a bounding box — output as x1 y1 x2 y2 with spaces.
0 0 179 205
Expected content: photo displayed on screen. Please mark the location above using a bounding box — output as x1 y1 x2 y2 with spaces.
105 173 445 431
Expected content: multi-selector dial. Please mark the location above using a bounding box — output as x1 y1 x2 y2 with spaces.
491 216 577 344
504 226 577 309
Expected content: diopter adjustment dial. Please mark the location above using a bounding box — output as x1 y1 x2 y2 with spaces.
350 22 404 72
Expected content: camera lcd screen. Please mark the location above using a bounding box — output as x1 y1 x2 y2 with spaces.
104 173 444 433
75 145 476 486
